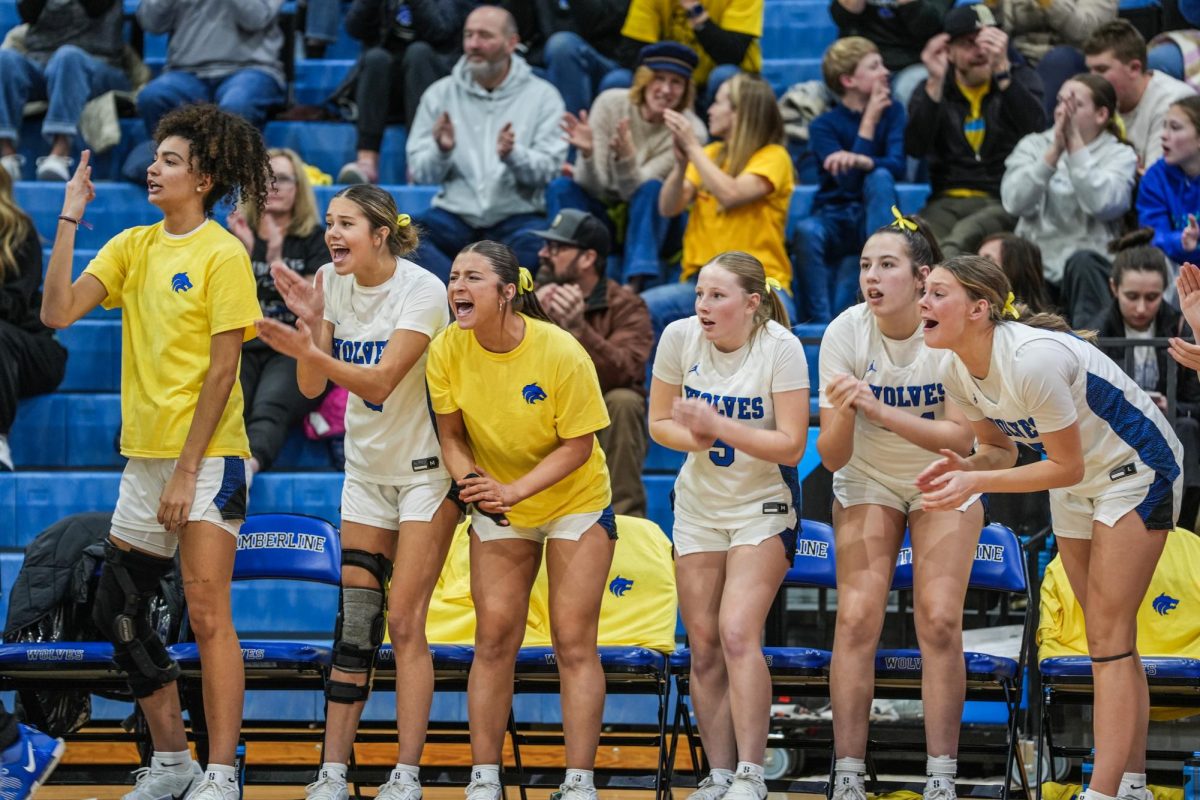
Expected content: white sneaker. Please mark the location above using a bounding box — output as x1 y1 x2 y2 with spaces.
687 775 732 800
831 775 867 800
722 773 767 800
377 770 422 800
464 776 503 800
1 154 22 182
305 767 349 800
184 772 239 800
0 434 11 471
123 759 203 800
924 775 957 800
35 154 71 181
553 784 598 800
1118 785 1152 800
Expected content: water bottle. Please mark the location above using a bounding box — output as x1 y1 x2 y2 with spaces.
1184 751 1200 800
1081 750 1095 794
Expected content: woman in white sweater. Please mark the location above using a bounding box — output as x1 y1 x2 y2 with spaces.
550 42 708 289
1001 72 1137 295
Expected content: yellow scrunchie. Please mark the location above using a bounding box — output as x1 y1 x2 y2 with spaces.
765 277 784 295
1002 291 1020 319
517 266 535 295
395 213 411 228
890 206 918 232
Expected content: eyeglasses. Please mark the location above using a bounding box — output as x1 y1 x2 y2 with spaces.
272 175 296 185
544 240 579 256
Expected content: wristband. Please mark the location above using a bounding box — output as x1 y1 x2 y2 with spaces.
57 214 92 230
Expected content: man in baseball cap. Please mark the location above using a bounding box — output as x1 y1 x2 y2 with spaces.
532 209 653 517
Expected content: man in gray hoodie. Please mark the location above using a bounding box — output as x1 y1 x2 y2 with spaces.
407 5 567 280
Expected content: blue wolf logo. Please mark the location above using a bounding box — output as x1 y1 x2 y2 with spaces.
608 576 634 597
1152 593 1180 615
171 272 193 293
522 383 547 404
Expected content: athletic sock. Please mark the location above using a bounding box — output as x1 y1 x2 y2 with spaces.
1119 773 1147 798
1085 790 1118 800
735 762 764 780
319 762 348 782
834 757 866 787
926 755 957 779
471 764 501 785
153 749 193 774
390 763 419 783
710 769 734 786
563 769 594 790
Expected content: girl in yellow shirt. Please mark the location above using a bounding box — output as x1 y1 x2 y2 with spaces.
40 104 271 800
425 241 615 800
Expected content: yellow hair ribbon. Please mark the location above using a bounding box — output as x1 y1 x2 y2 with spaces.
395 213 411 228
765 277 784 296
1002 291 1020 319
518 266 535 295
890 206 918 232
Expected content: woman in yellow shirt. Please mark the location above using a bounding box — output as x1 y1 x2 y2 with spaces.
39 104 271 800
643 73 796 338
425 240 615 800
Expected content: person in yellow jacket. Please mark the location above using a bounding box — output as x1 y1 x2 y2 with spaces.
39 104 272 800
426 240 616 800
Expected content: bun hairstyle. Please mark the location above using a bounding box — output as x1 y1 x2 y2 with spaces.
330 184 420 257
703 250 791 333
936 254 1097 341
458 240 555 325
1108 227 1169 290
872 208 943 274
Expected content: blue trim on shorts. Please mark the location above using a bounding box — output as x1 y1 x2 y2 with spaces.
598 505 617 539
777 463 802 562
213 456 245 511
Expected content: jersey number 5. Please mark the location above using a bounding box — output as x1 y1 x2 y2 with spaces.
709 439 735 467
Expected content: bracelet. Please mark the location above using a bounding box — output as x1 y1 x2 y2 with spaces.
57 214 93 230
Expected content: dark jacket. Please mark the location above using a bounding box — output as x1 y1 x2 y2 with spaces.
1098 301 1200 417
506 0 628 66
19 0 123 67
905 64 1045 197
0 227 52 336
344 0 473 54
578 278 654 395
829 0 952 72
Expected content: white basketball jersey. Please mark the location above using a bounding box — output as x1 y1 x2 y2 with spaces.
652 317 810 527
941 322 1183 501
819 304 951 481
321 259 449 484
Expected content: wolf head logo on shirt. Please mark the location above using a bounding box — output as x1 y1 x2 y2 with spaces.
1152 592 1180 616
522 383 547 404
171 272 193 293
608 576 634 597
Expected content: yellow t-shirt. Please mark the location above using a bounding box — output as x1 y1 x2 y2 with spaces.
621 0 762 85
682 142 794 285
426 314 612 528
84 220 261 459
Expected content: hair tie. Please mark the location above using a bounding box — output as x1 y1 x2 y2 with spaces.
890 206 918 232
1002 291 1020 320
764 277 784 296
395 213 411 228
518 266 535 295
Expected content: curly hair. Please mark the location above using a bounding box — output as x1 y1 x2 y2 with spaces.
154 103 272 216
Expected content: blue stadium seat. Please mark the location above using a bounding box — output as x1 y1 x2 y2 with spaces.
760 2 839 59
17 183 159 249
293 60 355 106
761 58 823 96
56 320 121 392
265 122 409 185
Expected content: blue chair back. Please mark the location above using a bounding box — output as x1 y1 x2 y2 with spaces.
891 523 1025 593
234 514 342 585
784 519 837 588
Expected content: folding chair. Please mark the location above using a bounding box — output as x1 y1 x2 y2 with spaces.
167 512 341 781
1037 528 1200 784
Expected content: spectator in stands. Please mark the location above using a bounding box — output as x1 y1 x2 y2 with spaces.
977 232 1053 313
1000 74 1136 309
1084 20 1194 170
226 148 327 485
1136 96 1200 266
41 104 272 800
907 4 1044 257
550 42 706 288
334 0 474 185
644 73 794 337
0 0 128 182
829 0 952 107
0 166 67 471
532 209 653 517
610 0 762 107
1096 228 1200 527
792 36 905 323
995 0 1117 118
302 0 341 58
407 5 566 280
134 0 286 138
506 0 629 117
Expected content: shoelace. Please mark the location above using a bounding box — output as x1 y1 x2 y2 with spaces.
378 776 421 800
924 782 957 800
465 780 502 800
305 772 346 797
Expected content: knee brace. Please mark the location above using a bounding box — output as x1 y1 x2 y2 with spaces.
91 543 180 698
326 549 392 704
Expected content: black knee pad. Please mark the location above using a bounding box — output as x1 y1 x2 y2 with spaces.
92 543 180 698
326 549 392 704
